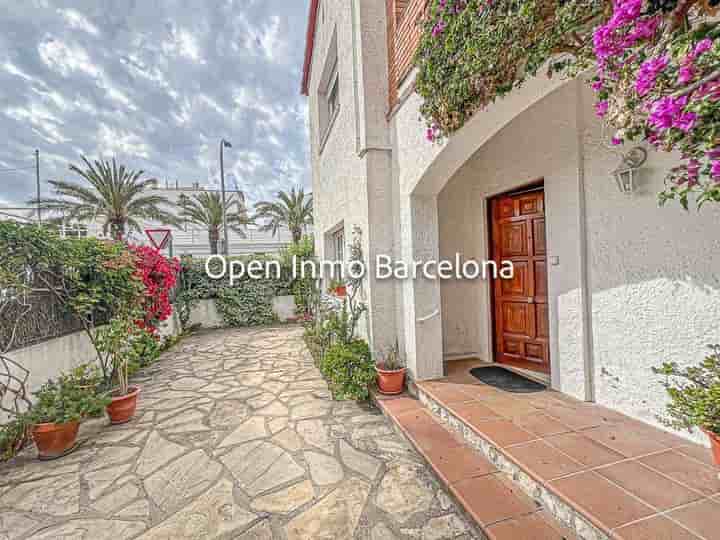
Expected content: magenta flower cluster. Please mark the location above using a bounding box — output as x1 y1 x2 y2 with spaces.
648 95 697 133
433 0 469 38
426 123 441 142
591 0 720 191
635 55 668 97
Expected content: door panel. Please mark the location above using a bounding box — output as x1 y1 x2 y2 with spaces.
500 222 528 257
500 261 529 297
502 302 533 335
534 260 547 299
491 188 550 374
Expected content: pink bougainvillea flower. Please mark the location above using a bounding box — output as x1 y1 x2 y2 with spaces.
694 37 713 57
678 64 695 85
611 136 623 145
432 20 446 37
635 55 668 96
648 95 695 132
711 160 720 179
674 111 698 133
595 100 609 117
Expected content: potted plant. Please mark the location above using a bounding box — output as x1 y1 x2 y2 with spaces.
97 316 143 424
328 278 347 298
376 341 406 395
654 345 720 466
27 365 109 460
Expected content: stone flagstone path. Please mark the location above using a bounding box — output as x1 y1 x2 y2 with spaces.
0 326 478 540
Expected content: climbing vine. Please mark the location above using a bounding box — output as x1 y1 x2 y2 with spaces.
591 0 720 209
415 0 720 209
415 0 606 140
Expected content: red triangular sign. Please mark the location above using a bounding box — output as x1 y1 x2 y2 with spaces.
145 229 171 250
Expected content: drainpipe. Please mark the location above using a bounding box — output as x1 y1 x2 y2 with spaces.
350 0 362 155
576 78 596 403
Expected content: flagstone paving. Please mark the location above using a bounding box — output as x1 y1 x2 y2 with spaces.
0 326 478 540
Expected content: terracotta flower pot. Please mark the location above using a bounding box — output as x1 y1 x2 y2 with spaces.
106 386 141 425
703 429 720 467
376 365 406 395
31 421 80 460
333 285 347 297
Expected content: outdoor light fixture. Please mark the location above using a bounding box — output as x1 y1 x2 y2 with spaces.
612 146 647 195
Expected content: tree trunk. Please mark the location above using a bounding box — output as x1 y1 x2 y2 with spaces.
209 227 220 255
111 220 125 241
292 228 302 244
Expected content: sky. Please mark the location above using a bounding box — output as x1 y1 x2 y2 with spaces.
0 0 311 209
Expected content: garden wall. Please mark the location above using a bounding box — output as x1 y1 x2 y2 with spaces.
4 295 296 407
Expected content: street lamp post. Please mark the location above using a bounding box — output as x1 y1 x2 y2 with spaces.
220 139 232 256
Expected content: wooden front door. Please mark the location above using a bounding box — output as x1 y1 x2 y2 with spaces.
490 188 550 374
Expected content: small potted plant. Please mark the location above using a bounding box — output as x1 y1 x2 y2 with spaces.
97 316 143 424
654 345 720 466
376 341 406 395
328 278 347 298
27 365 109 460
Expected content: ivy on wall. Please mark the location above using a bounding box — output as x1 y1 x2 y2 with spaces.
415 0 720 209
175 239 317 329
415 0 606 140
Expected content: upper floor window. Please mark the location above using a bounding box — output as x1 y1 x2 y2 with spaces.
333 227 345 262
318 30 339 151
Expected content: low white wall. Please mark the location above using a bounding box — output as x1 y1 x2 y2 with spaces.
3 331 99 402
272 295 298 322
188 299 225 329
2 294 298 419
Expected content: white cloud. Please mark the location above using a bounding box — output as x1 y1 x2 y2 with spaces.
59 9 100 36
38 38 100 78
162 26 205 64
5 103 69 144
97 125 150 159
244 15 286 62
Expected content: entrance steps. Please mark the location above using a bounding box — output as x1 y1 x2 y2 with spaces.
374 374 720 540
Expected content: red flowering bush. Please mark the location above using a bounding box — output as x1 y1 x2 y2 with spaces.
128 245 180 333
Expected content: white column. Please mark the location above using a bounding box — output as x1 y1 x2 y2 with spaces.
400 193 444 381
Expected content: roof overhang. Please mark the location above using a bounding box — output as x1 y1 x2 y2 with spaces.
301 0 320 96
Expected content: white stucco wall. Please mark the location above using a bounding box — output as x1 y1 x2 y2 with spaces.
304 4 719 442
436 82 584 397
306 0 398 357
581 98 720 438
424 79 720 440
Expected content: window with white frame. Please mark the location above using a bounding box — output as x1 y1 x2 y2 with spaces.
318 30 339 149
333 228 344 262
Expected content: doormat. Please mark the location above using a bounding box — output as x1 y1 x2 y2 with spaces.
469 366 546 393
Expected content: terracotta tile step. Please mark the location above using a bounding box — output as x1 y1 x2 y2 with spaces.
374 392 578 540
413 380 720 540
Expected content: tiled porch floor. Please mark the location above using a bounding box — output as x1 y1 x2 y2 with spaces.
378 360 720 540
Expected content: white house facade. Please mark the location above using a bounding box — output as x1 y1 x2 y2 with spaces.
302 0 720 439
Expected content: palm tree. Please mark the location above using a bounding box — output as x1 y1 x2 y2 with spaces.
34 157 179 240
177 191 253 255
253 187 313 243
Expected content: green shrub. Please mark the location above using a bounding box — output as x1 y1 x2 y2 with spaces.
216 282 277 327
0 419 29 462
25 364 110 425
1 364 110 462
279 235 316 316
654 345 720 435
320 340 375 401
